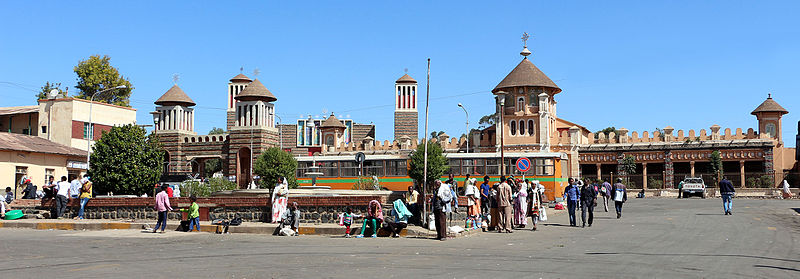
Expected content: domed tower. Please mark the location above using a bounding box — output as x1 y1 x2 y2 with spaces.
751 94 788 143
229 78 279 188
394 73 418 141
320 113 347 151
227 73 252 130
152 84 197 174
492 35 561 152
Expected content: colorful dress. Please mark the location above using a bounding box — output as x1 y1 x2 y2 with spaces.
514 182 528 225
271 180 289 223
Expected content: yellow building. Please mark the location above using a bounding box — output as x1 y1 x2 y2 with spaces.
0 132 87 199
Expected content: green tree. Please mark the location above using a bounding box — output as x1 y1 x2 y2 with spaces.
254 147 298 190
36 82 68 100
180 177 237 197
88 124 164 195
208 127 225 135
478 113 497 129
429 131 446 139
408 140 449 193
73 55 134 106
709 150 723 184
596 127 620 139
619 155 637 186
204 159 222 178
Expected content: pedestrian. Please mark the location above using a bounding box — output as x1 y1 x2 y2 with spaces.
165 183 174 198
480 176 491 215
433 180 451 240
5 187 14 204
69 176 81 199
42 176 56 199
719 176 735 215
339 207 360 238
514 179 528 228
21 179 36 199
497 177 514 233
386 199 412 237
463 178 480 228
179 195 200 232
75 175 92 220
612 178 627 218
529 180 544 231
271 177 289 223
356 199 384 238
563 178 581 226
780 180 793 199
404 186 420 225
488 183 500 231
274 202 300 236
53 176 70 219
580 179 597 227
153 185 172 233
600 180 611 212
677 180 684 199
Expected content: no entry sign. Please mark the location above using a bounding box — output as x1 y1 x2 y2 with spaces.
516 157 531 172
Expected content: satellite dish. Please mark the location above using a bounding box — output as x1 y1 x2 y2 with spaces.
47 89 59 99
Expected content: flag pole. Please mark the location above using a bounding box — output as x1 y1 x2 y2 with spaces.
422 58 431 228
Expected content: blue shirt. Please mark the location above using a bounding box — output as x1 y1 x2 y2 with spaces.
563 185 580 201
480 183 490 199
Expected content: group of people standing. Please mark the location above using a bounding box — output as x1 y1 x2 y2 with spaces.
563 178 628 228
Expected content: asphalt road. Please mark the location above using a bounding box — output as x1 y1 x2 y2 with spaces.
1 198 798 279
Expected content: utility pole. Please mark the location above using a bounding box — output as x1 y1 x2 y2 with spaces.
422 58 431 228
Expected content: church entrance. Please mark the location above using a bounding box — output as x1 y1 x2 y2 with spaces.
237 147 251 189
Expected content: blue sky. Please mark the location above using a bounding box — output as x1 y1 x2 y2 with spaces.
1 1 798 146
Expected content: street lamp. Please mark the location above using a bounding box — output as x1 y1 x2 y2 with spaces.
150 111 161 132
276 115 283 150
496 91 506 176
457 103 469 153
87 85 126 169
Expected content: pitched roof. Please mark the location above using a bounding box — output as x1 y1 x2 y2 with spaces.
0 105 38 116
230 73 252 83
154 85 196 106
396 74 417 84
0 132 87 157
751 96 788 115
493 58 561 94
235 79 277 102
320 113 346 129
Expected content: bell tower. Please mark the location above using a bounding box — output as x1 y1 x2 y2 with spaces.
751 94 788 143
393 72 418 141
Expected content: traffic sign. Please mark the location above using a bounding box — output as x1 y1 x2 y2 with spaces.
516 157 531 172
355 152 366 163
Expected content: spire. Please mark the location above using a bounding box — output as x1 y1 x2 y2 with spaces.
520 32 531 57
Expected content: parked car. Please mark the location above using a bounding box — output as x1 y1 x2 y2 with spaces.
681 177 706 198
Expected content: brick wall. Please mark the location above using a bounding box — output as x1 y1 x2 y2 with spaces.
394 111 418 140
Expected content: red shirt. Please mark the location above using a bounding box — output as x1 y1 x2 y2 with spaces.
166 187 174 198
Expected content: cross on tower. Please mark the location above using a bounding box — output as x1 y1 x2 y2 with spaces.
172 73 180 84
521 32 530 48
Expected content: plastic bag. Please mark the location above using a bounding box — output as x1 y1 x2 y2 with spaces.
540 207 548 221
428 214 436 230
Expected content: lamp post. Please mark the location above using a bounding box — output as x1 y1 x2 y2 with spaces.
87 85 126 169
496 91 506 176
275 115 283 150
457 103 469 153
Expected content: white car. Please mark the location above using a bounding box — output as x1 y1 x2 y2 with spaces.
681 177 706 198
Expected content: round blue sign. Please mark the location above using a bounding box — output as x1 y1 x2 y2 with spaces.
516 157 531 172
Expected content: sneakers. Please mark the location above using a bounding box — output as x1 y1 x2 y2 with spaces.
344 234 351 238
355 235 364 238
371 235 377 238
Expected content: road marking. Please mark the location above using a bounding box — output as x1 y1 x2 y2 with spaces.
767 227 777 231
666 217 673 220
753 217 761 221
70 264 120 271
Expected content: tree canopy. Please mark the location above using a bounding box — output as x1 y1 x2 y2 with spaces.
208 127 225 135
74 55 134 106
478 113 497 129
254 147 298 189
88 124 164 195
36 82 68 100
408 140 449 193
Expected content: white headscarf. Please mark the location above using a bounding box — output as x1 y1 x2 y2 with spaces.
782 180 791 193
272 177 288 201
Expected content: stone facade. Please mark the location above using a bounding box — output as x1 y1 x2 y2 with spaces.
394 111 418 141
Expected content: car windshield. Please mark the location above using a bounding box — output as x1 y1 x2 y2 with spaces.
684 178 703 183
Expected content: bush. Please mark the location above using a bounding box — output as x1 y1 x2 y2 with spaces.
254 147 298 190
180 177 238 197
352 176 380 190
746 175 773 188
89 124 164 196
648 177 664 189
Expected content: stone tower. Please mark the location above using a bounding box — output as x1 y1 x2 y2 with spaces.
751 94 788 144
228 78 279 188
227 73 253 131
153 85 197 174
394 73 418 141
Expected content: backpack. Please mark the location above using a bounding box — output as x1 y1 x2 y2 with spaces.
230 217 243 226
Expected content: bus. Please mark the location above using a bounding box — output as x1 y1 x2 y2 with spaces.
296 152 569 201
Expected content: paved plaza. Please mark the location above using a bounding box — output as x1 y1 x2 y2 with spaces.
1 198 798 278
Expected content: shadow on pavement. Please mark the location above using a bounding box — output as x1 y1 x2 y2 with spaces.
753 265 800 272
586 252 799 263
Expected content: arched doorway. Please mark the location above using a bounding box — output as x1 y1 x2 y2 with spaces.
163 151 171 175
237 147 251 189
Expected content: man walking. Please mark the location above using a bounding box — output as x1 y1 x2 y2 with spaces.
580 179 597 227
612 178 627 218
719 176 736 215
497 177 514 233
54 176 70 219
600 180 611 212
563 178 581 226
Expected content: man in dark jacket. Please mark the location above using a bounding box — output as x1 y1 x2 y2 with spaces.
612 178 627 219
719 177 736 215
580 180 597 227
21 180 37 199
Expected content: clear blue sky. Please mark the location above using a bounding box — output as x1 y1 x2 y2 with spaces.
2 1 798 146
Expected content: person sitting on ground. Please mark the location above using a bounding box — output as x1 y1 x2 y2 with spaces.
404 186 420 225
21 180 36 199
386 199 413 238
179 195 201 232
5 187 14 204
356 200 384 238
274 202 300 236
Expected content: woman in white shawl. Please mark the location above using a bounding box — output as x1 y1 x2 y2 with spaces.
271 177 290 223
781 180 793 199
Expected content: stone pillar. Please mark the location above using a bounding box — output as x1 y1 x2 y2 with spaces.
739 160 745 188
596 163 602 179
664 151 674 189
764 148 775 187
710 125 721 141
642 163 648 189
618 128 629 143
690 161 695 177
663 126 674 142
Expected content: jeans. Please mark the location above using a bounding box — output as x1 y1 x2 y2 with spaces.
78 198 90 218
189 217 200 231
155 211 168 231
721 194 733 213
567 200 578 226
581 201 594 226
615 201 624 214
54 195 68 218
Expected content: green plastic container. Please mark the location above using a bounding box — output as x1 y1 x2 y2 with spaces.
4 210 24 220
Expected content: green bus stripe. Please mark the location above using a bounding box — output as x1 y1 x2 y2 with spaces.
298 176 568 184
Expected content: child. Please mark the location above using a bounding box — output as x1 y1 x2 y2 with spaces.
5 187 13 204
340 207 361 238
180 195 200 232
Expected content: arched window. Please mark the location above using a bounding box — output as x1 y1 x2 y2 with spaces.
326 135 335 146
510 120 516 136
517 97 525 112
764 123 776 137
519 120 526 135
528 120 535 136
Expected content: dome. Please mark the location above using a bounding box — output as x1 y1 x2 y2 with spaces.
234 79 277 102
320 113 346 129
230 73 252 83
396 74 417 84
154 85 196 106
493 58 561 94
751 95 788 115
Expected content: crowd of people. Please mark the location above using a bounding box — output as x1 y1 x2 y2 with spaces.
5 175 94 220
